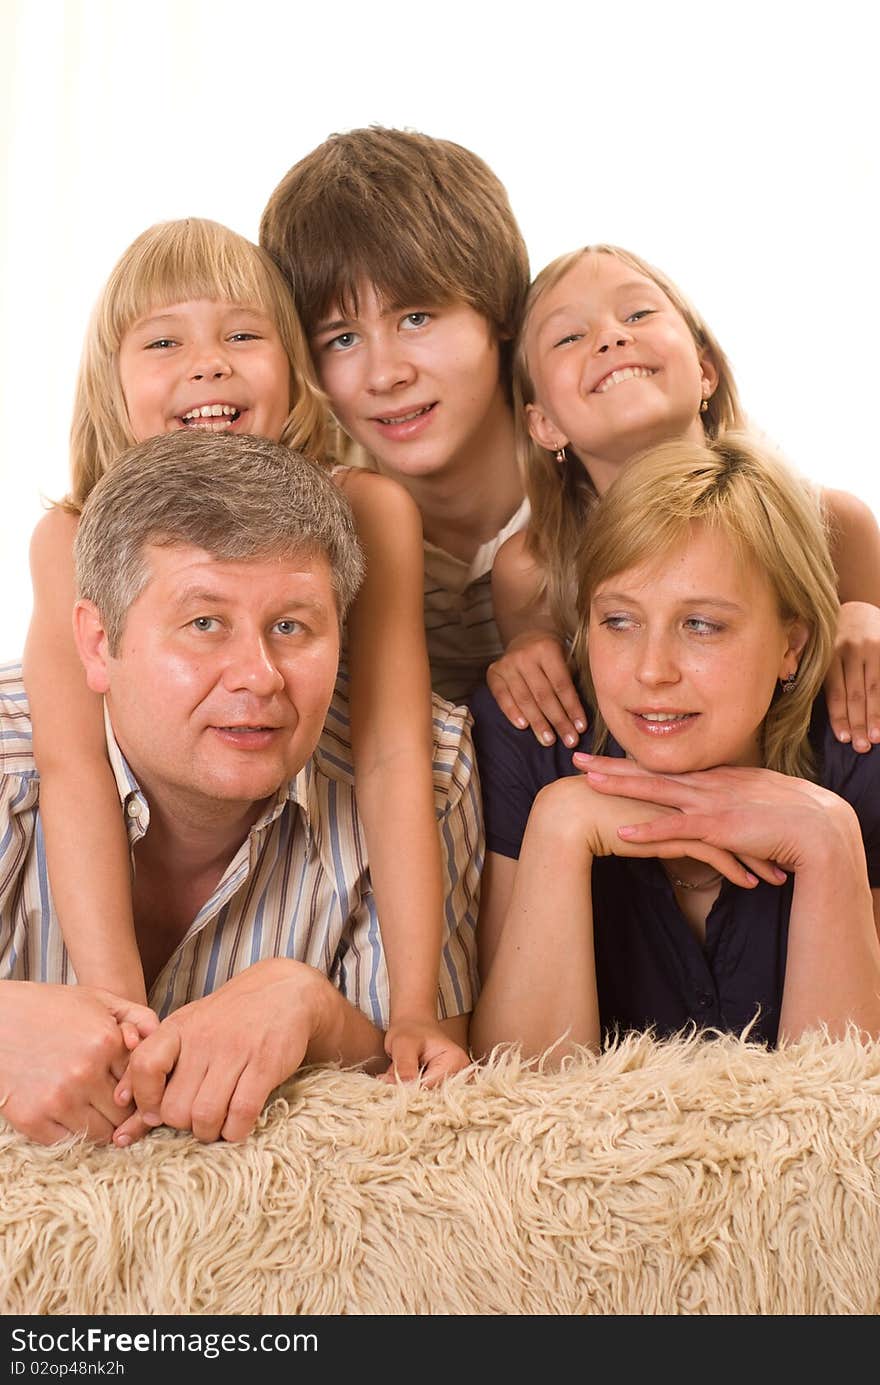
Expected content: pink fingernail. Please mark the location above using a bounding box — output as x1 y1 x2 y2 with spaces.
115 1135 131 1148
574 720 587 733
586 770 608 782
837 730 851 743
617 824 635 836
745 872 759 885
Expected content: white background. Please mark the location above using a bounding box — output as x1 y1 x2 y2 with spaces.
1 0 876 657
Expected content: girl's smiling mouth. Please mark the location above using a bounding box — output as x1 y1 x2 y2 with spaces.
179 403 243 430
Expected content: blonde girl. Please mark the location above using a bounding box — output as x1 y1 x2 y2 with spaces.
487 245 880 753
24 218 469 1084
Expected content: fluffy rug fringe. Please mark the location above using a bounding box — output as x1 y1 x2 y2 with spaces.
2 1028 879 1315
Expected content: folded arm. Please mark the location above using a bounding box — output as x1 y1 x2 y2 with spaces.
579 755 880 1041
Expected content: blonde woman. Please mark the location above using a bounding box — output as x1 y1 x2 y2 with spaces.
471 433 880 1058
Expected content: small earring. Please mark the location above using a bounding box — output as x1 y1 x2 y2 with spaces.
554 446 567 466
699 398 709 414
780 672 798 693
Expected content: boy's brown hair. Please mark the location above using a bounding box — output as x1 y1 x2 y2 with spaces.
259 126 530 375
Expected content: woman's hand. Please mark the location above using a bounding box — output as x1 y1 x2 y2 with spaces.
530 771 764 888
573 754 854 878
824 600 880 752
486 631 587 748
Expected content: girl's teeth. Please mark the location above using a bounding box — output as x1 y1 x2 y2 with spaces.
378 405 430 424
180 404 241 432
642 713 690 722
596 366 654 393
182 404 239 419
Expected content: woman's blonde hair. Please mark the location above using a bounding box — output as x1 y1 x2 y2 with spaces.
66 218 327 510
570 432 839 780
514 245 746 633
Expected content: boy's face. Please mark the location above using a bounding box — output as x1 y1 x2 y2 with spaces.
311 283 509 484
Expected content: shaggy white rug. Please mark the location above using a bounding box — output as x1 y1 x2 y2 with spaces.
2 1030 879 1315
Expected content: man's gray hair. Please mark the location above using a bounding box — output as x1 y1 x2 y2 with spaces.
74 431 365 653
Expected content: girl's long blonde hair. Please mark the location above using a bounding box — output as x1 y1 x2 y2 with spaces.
514 245 745 634
66 218 327 511
570 433 839 780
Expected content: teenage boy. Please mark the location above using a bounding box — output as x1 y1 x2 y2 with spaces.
260 126 530 703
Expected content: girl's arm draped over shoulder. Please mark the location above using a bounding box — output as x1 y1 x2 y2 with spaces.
23 508 148 1005
335 468 470 1084
820 486 880 751
487 529 587 748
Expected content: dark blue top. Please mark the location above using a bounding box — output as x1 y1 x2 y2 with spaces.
469 685 880 1046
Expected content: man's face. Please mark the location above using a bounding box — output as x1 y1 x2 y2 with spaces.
96 544 340 818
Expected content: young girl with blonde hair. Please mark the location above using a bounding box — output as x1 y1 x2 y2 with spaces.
487 245 880 753
24 218 473 1085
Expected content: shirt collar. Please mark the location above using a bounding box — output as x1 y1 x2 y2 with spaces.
102 699 316 845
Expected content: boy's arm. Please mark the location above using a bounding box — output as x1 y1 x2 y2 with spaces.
336 470 469 1083
487 530 587 747
23 509 147 1005
819 487 880 752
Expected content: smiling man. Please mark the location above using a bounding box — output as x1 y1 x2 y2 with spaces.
0 431 480 1147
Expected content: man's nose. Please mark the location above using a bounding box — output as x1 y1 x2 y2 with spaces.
221 636 285 695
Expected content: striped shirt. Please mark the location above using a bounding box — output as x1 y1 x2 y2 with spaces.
423 499 530 703
332 440 529 703
0 664 481 1026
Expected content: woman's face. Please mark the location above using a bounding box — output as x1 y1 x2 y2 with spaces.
588 524 805 772
524 253 717 490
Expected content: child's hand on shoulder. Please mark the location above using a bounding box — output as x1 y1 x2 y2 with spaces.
487 631 587 748
825 601 880 752
381 1017 471 1087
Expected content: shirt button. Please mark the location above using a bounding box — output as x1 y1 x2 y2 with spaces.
696 993 713 1009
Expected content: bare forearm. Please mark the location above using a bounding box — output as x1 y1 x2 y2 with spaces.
305 968 388 1072
780 826 880 1040
471 808 600 1060
822 487 880 604
36 765 144 1002
353 754 445 1017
